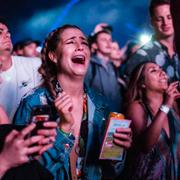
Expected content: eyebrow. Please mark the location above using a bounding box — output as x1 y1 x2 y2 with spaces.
64 36 87 42
148 66 159 70
0 27 8 32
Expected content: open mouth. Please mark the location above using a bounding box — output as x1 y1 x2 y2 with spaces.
72 55 85 64
159 78 168 83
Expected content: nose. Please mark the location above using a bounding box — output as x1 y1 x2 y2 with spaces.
162 17 169 26
76 42 83 51
160 69 166 76
107 39 112 46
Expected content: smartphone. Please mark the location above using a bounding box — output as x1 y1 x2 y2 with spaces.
28 105 52 157
30 105 52 131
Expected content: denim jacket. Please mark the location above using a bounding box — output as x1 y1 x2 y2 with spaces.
13 87 125 180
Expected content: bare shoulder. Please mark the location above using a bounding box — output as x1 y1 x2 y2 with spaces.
127 101 145 115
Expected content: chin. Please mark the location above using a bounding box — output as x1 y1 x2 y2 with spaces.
163 85 168 90
73 70 86 77
162 32 174 38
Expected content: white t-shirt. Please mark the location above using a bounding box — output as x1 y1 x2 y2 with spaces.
0 56 43 122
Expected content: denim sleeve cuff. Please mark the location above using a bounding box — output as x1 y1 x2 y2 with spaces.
54 128 75 153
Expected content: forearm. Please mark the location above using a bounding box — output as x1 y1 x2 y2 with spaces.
141 110 167 151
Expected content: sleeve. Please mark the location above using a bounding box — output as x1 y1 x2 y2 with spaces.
13 98 33 125
13 96 75 177
39 129 75 174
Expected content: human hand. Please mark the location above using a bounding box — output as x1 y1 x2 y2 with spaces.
164 81 180 107
93 23 109 34
36 121 57 155
54 91 74 133
0 124 43 171
113 128 132 149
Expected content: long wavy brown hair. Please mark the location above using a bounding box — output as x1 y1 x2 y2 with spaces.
124 62 151 110
39 24 81 97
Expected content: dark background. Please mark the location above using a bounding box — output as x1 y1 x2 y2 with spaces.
0 0 152 47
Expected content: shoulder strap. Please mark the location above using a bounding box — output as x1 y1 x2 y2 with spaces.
138 101 153 121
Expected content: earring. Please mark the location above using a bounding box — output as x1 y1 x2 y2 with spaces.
141 84 146 88
53 58 57 63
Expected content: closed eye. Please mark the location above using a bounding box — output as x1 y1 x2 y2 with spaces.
82 41 88 46
66 41 74 44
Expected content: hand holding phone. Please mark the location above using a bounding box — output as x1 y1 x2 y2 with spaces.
29 105 57 157
30 105 53 135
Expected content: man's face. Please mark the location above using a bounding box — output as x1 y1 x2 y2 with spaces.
151 4 174 39
0 23 13 53
94 32 112 55
22 43 38 57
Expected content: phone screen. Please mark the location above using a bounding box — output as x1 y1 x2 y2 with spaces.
29 105 52 157
30 105 52 130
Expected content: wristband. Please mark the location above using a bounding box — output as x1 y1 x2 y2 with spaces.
160 105 170 114
59 128 71 136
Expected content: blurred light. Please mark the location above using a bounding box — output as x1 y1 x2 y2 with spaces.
139 33 151 45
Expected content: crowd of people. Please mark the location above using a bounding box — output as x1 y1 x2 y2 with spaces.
0 0 180 179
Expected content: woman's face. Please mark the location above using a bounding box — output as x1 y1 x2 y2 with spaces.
143 63 168 92
110 41 122 60
54 28 90 77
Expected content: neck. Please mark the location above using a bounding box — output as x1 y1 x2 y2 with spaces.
96 51 110 64
157 35 175 56
1 56 12 72
57 74 84 97
145 90 164 113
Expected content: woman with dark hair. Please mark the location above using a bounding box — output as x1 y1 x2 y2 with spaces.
14 24 132 179
124 62 180 179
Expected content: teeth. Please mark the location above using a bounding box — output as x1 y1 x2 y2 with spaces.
72 55 85 64
159 79 167 83
73 55 85 59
